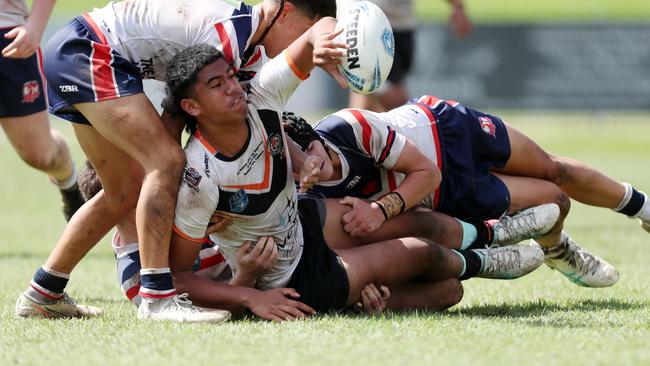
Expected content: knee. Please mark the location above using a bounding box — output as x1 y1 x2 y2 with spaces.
19 148 57 172
151 146 186 182
554 189 571 219
438 279 464 310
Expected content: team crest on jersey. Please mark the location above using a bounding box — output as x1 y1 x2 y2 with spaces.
184 167 202 193
229 189 249 213
21 81 40 103
268 133 284 158
479 116 496 138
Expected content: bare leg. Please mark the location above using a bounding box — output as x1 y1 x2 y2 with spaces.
497 124 626 209
1 111 74 181
494 173 570 247
322 199 463 249
387 278 463 312
74 94 185 269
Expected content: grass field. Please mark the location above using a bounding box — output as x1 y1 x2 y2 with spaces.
1 114 649 365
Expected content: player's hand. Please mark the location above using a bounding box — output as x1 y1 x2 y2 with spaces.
232 236 278 287
339 196 386 237
449 6 473 39
313 28 348 88
207 215 233 234
2 24 40 58
299 155 323 193
247 288 316 321
355 284 390 314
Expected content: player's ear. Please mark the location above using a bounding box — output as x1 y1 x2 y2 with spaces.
180 98 200 117
279 1 295 20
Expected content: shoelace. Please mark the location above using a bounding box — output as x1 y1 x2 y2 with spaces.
495 211 537 241
560 241 600 276
167 293 203 314
483 246 521 274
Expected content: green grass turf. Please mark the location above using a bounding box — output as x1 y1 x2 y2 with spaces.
1 113 649 365
42 0 650 22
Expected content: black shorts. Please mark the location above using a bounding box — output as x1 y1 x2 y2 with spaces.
0 27 47 118
386 30 414 84
286 199 349 312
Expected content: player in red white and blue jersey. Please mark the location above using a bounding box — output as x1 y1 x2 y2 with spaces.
16 0 337 323
287 95 650 288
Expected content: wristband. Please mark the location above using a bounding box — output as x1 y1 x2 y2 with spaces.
375 192 406 220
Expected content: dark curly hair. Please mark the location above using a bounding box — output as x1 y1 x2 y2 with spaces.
162 44 225 134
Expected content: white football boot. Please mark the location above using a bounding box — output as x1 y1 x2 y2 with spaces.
540 232 619 287
473 244 544 280
137 293 231 324
489 203 560 246
15 290 103 318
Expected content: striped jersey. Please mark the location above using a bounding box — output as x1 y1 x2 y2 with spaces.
85 0 262 81
173 51 308 291
308 97 447 205
0 0 29 28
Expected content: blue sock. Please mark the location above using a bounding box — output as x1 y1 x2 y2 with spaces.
30 266 69 299
456 219 478 250
139 268 176 300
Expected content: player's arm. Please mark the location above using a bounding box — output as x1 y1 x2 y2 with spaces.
170 233 315 321
446 0 473 38
286 137 323 193
2 0 57 58
341 140 440 237
285 16 347 87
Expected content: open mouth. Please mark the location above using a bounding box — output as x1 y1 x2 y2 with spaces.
232 95 245 106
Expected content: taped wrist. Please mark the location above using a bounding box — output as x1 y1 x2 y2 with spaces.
374 192 406 220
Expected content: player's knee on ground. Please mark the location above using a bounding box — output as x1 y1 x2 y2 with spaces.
439 278 464 310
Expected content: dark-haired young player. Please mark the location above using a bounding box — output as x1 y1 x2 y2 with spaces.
284 96 650 287
1 0 84 221
160 17 546 318
15 0 337 322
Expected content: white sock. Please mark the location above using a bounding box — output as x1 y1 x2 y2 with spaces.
51 163 78 190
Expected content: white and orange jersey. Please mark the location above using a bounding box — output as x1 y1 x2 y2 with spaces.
309 99 446 204
0 0 29 28
84 0 260 81
173 50 308 291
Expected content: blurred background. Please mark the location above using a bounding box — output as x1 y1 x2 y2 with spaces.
42 0 650 115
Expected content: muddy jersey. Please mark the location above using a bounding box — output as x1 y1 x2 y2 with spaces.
0 0 29 28
85 0 261 80
308 100 444 204
174 50 308 291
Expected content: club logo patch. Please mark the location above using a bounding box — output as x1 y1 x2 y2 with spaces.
268 133 284 158
229 189 249 213
21 81 40 103
184 167 202 192
479 116 496 138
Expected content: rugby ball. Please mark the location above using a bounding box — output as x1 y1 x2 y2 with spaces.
336 1 394 94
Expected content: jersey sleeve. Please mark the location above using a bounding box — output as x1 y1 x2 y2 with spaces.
173 160 220 243
339 110 407 170
248 50 307 111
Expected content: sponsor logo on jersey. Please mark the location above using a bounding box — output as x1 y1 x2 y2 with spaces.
479 116 496 138
203 154 211 178
59 85 79 93
184 166 202 192
229 189 249 213
21 81 40 103
346 175 362 189
268 133 284 158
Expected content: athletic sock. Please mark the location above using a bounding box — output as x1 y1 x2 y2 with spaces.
613 183 647 218
463 220 492 250
453 250 482 280
456 219 478 250
139 268 176 301
29 266 69 301
51 163 78 190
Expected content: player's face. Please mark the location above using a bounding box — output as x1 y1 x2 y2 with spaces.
189 58 247 122
305 140 334 181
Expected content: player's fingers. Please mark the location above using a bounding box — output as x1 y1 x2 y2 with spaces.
281 288 301 299
322 27 344 40
3 27 18 40
279 304 306 320
291 300 316 315
238 241 251 256
380 285 391 301
360 288 377 312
